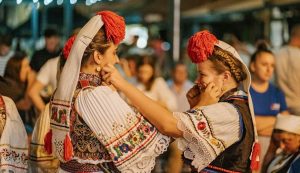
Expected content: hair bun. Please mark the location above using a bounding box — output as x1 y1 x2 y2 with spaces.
256 40 270 51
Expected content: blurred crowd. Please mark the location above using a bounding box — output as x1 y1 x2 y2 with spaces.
0 24 300 173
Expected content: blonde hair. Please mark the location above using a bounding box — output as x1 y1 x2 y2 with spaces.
210 46 247 83
81 28 111 66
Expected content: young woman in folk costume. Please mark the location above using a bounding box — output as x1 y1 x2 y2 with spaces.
102 31 260 173
46 11 170 173
0 95 28 172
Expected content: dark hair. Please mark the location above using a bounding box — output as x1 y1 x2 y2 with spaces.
249 42 273 73
0 35 13 47
81 28 111 67
44 28 59 38
136 56 156 91
210 46 247 83
4 51 27 82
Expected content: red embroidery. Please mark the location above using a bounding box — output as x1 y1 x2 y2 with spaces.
197 122 206 130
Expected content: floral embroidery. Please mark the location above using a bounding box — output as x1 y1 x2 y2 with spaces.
105 118 157 163
187 108 225 151
0 147 28 167
51 107 68 125
0 96 6 137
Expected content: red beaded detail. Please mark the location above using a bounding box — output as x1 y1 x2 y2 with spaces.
197 122 206 130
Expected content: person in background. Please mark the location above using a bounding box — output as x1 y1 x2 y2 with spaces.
249 42 289 172
168 62 194 111
275 24 300 116
136 56 177 111
30 28 61 72
29 35 77 113
0 95 28 172
266 115 300 173
0 34 14 76
166 62 193 173
0 51 36 133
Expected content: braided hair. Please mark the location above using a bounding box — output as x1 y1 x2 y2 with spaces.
210 46 247 83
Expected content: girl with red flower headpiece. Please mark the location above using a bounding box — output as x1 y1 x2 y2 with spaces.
48 11 170 173
102 30 260 172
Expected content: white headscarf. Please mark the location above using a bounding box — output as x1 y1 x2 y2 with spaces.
49 15 104 162
275 114 300 135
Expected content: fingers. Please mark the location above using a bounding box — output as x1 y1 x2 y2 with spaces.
187 85 200 98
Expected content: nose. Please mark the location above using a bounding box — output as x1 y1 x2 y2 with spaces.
115 55 120 64
279 141 286 150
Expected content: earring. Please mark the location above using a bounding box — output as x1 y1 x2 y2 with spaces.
96 66 101 72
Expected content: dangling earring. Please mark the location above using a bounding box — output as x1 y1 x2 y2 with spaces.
96 66 101 72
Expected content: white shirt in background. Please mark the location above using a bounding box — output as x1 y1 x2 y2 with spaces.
136 77 177 111
0 51 14 76
168 80 193 112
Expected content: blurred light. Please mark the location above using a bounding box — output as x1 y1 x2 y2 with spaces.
137 38 147 49
33 0 38 3
0 0 2 4
44 0 53 5
161 42 170 51
91 0 97 3
57 0 63 5
17 0 22 4
70 0 77 4
36 2 40 9
86 0 92 5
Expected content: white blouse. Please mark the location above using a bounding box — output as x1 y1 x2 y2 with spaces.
173 102 242 172
75 86 170 173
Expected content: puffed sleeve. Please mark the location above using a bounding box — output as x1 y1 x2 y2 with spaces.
75 86 170 173
173 102 242 172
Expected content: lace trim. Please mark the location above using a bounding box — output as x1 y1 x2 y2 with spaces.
117 134 170 173
173 111 225 172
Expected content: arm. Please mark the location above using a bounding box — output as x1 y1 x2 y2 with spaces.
255 116 277 136
28 80 46 112
102 65 181 137
102 64 220 138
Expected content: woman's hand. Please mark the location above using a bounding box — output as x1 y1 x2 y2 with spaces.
186 85 201 109
194 82 221 108
101 64 127 89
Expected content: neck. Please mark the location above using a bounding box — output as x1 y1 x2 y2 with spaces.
251 76 269 92
80 65 98 75
173 80 185 93
221 82 238 96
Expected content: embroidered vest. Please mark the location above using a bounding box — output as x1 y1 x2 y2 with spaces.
60 73 120 173
207 92 255 173
0 95 6 138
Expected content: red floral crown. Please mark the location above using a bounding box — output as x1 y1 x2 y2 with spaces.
187 30 218 63
97 11 125 45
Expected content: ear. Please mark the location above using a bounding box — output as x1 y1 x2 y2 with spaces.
223 70 232 82
250 62 255 73
93 50 103 65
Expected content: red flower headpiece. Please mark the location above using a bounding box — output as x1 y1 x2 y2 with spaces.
187 30 218 63
97 11 125 45
63 35 76 59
